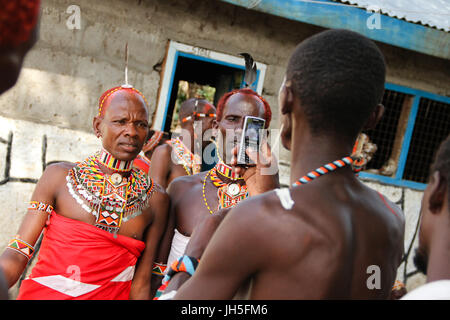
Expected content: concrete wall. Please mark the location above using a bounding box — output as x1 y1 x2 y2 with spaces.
2 0 448 298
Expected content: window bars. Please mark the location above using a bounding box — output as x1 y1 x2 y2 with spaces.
403 98 450 183
364 85 449 187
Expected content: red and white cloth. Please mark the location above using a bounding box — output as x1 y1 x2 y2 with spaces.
133 154 151 174
17 212 145 300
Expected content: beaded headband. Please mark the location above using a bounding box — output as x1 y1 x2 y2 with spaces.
98 86 149 116
180 99 216 123
181 111 216 123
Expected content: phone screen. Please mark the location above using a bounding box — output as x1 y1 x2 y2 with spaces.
237 116 266 165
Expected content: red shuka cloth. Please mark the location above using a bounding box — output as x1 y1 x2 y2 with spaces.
17 212 145 300
133 154 151 174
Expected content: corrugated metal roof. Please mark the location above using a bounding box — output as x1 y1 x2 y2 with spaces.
336 0 450 32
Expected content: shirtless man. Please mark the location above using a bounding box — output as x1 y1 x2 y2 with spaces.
149 98 216 188
0 0 41 299
0 85 169 300
164 29 405 299
402 134 450 299
152 88 275 298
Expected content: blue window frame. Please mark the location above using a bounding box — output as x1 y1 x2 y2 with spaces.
360 83 450 190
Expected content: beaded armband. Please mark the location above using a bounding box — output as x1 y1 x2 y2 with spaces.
153 255 199 300
152 262 167 276
165 255 200 281
28 201 54 214
7 237 35 260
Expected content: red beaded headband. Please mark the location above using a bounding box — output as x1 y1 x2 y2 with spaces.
98 86 149 116
181 111 216 123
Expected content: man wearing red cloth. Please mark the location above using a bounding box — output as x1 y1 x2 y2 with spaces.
0 83 169 300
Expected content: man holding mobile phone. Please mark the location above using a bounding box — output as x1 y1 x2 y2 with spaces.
164 29 405 300
153 88 276 298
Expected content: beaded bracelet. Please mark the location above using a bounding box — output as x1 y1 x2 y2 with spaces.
153 255 199 300
28 201 54 214
164 255 199 284
7 237 35 260
152 262 167 276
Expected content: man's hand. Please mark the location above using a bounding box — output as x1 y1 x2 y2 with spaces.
230 140 279 196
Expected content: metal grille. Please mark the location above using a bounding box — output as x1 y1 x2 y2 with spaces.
402 98 450 183
365 90 407 170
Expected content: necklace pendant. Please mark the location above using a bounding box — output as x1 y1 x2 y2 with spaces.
227 183 240 196
110 173 123 186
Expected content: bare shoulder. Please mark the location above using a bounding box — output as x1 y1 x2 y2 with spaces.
360 181 405 225
151 143 172 160
233 188 293 216
149 180 169 203
209 189 313 270
40 161 76 183
167 172 206 196
31 161 77 200
223 189 309 244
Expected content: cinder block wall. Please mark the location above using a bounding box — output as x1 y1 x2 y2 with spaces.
2 0 448 298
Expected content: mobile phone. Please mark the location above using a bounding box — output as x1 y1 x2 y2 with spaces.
237 116 266 166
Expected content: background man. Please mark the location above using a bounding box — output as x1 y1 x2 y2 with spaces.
0 85 169 300
149 98 216 188
154 87 275 298
166 29 405 300
402 134 450 299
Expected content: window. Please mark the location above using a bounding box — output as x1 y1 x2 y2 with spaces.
361 83 450 190
402 98 450 183
365 90 409 172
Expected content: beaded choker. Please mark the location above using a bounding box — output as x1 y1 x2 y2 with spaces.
293 156 354 186
66 152 155 234
98 149 133 172
202 162 248 214
215 162 243 181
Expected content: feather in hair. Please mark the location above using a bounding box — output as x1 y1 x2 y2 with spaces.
239 53 257 88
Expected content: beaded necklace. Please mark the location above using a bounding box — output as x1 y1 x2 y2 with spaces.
292 156 354 186
202 162 248 214
167 137 201 175
66 151 155 234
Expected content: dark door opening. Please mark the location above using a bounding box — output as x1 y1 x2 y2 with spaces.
163 54 245 133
